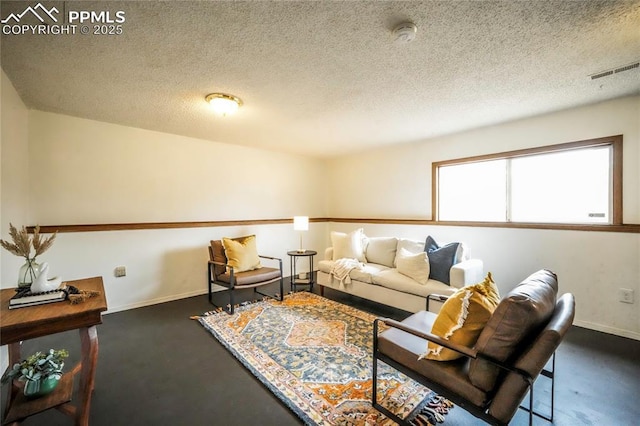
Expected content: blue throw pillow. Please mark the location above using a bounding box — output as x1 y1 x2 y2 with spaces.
424 236 460 285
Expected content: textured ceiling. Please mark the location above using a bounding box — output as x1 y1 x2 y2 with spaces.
1 0 639 158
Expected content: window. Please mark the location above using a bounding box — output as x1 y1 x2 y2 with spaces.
433 136 622 225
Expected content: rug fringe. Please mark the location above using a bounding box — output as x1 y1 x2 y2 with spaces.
409 395 453 425
190 295 279 319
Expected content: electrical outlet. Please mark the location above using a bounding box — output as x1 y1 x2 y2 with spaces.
114 266 126 277
618 288 634 304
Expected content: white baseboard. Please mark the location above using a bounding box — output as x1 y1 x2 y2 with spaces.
574 319 640 341
105 289 210 314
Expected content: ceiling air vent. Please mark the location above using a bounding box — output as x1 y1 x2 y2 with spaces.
590 61 639 80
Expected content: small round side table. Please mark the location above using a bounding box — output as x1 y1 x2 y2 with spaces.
287 250 317 292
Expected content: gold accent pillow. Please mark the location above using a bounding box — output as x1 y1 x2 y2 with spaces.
422 273 500 361
221 235 262 273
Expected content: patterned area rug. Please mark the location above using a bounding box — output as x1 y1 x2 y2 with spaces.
197 292 452 425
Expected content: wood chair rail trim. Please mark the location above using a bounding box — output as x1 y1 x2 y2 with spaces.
26 218 639 234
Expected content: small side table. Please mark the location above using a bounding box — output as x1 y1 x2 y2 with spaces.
287 250 317 292
1 277 107 426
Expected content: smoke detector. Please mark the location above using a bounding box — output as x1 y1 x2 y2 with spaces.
392 22 417 44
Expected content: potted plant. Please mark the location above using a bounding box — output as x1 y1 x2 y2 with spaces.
1 349 69 398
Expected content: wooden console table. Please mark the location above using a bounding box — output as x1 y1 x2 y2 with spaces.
1 277 107 425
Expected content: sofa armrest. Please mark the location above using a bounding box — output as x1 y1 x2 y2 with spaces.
324 247 333 260
450 258 484 289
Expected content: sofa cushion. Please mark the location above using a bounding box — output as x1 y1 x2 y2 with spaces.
394 239 425 266
372 269 455 299
318 260 388 284
364 237 398 267
396 248 430 285
350 263 389 283
469 269 558 392
425 236 460 285
331 228 366 262
423 273 500 361
221 235 262 273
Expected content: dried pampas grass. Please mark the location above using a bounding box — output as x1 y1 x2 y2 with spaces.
0 223 56 259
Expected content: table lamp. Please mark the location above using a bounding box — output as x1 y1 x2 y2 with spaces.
293 216 309 252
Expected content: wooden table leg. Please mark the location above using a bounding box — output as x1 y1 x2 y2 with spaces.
76 325 99 426
4 342 21 421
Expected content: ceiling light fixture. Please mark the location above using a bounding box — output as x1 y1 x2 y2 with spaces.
205 93 243 116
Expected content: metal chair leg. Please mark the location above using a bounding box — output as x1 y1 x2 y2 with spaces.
519 351 556 423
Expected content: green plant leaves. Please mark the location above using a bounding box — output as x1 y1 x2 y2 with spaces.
0 348 68 384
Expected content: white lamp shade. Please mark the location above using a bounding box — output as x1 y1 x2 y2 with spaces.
293 216 309 231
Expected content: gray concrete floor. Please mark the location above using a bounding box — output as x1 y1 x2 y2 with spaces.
2 281 639 425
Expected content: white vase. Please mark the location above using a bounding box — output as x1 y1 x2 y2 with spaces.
30 263 62 293
18 259 40 288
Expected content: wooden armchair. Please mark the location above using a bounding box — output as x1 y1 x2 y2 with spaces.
208 239 283 314
372 270 575 426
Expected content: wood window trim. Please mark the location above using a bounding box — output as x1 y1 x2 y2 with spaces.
431 135 624 227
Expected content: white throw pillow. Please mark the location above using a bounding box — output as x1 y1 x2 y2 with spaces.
365 237 398 267
396 248 430 285
331 228 366 262
394 239 425 267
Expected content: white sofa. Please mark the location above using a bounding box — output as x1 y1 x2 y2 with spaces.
317 232 484 313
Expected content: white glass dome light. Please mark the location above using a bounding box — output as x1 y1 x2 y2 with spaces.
205 93 243 116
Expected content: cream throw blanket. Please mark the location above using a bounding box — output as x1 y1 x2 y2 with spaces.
330 258 364 285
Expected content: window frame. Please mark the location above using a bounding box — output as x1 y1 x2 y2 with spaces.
432 135 623 227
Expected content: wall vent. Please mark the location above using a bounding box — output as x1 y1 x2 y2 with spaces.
614 62 639 74
590 61 639 80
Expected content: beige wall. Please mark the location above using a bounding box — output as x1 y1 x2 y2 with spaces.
1 70 31 376
1 71 31 288
28 111 329 224
1 104 330 313
326 96 640 339
2 65 638 340
327 96 640 223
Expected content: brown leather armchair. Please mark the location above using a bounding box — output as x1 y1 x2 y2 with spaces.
208 240 283 314
373 270 575 426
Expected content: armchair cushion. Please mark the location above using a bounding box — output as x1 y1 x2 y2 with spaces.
217 267 281 286
377 311 489 407
423 273 500 361
469 269 558 392
222 235 262 273
210 240 227 276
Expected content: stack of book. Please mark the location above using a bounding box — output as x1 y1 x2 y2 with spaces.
9 286 67 309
